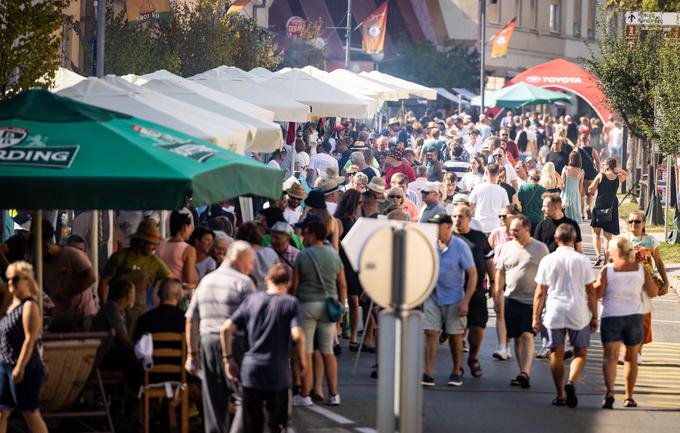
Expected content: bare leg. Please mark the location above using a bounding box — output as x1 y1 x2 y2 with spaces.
0 409 10 433
323 353 339 396
363 309 376 348
22 411 48 433
424 330 439 375
302 353 314 396
349 295 360 343
495 296 508 347
603 231 613 262
313 351 325 398
449 334 464 375
516 332 535 375
468 326 485 361
624 344 640 400
569 347 589 383
592 227 602 259
602 342 621 393
550 346 566 399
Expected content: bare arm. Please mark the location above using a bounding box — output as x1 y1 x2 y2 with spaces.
291 326 307 376
183 245 199 290
532 284 548 332
585 282 598 331
651 246 670 294
511 192 522 212
13 300 42 383
642 266 659 298
594 267 607 299
458 267 478 316
511 179 519 191
575 241 584 253
336 270 348 307
291 267 300 297
186 318 200 361
588 173 601 195
98 275 112 304
493 269 505 314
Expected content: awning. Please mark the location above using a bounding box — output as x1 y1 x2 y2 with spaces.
451 87 477 101
435 87 459 102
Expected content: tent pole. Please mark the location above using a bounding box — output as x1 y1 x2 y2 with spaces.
107 210 114 257
479 0 486 114
33 211 43 313
1 210 5 242
90 210 99 283
665 154 671 241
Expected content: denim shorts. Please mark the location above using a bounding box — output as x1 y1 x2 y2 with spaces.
600 314 644 346
0 362 44 412
545 326 591 349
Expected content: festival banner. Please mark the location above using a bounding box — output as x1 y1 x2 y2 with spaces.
126 0 171 22
362 2 389 54
491 17 517 59
227 0 252 14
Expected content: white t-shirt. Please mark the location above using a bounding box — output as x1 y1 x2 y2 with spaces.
295 151 311 170
534 246 595 330
309 153 338 175
468 182 509 233
267 159 281 170
284 206 302 225
459 172 482 193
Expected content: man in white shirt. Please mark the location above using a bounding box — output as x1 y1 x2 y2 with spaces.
532 224 597 408
309 140 338 176
476 115 492 144
491 148 519 191
467 163 509 235
408 165 430 210
283 183 306 224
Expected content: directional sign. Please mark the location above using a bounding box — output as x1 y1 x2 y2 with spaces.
626 12 680 26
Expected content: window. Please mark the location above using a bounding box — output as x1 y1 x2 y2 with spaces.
488 0 501 24
530 0 538 29
515 0 522 27
550 1 562 33
574 0 582 36
587 0 596 39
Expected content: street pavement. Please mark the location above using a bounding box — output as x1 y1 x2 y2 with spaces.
290 223 680 432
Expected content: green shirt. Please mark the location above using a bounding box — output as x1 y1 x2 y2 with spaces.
102 247 171 291
518 183 546 224
294 245 343 303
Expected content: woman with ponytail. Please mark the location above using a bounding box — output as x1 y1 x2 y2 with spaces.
594 236 658 410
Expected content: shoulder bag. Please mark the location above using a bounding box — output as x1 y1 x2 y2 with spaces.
305 248 343 322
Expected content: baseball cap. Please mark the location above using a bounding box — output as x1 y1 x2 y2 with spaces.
428 212 453 225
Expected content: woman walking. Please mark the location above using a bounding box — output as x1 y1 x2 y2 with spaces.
0 262 47 433
561 151 584 223
518 169 546 234
595 236 658 409
589 158 628 266
539 162 563 194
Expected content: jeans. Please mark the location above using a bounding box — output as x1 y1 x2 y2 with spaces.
200 334 243 433
242 387 289 433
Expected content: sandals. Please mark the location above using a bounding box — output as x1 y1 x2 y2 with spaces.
467 358 482 378
594 257 604 267
517 372 531 389
552 397 567 406
624 398 638 408
349 342 360 352
361 344 376 353
565 382 578 408
601 391 615 409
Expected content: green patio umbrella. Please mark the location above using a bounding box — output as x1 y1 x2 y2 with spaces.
0 89 284 210
472 82 572 109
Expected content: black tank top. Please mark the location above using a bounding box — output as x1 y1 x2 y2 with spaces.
0 297 42 368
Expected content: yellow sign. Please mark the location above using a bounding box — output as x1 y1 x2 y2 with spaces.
126 0 171 22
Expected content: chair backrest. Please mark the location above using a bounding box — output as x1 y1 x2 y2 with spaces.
144 332 186 386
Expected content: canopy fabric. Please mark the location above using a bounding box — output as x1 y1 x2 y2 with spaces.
190 68 311 122
257 69 372 118
469 91 498 108
510 59 612 121
0 89 284 210
451 87 477 101
248 67 274 81
142 70 275 122
360 70 437 100
57 76 253 154
471 83 571 108
326 69 401 102
435 87 459 103
44 67 86 92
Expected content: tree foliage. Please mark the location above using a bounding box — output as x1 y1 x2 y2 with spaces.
0 0 70 99
280 18 326 69
604 0 680 12
656 40 680 154
382 38 480 92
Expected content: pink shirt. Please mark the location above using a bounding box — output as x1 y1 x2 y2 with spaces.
157 241 189 282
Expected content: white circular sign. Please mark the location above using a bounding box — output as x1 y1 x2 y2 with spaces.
359 225 438 309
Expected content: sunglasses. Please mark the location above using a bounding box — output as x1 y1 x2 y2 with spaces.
388 195 402 199
498 214 508 218
493 154 503 159
629 219 643 224
8 276 24 285
500 134 509 137
421 190 434 195
347 172 357 177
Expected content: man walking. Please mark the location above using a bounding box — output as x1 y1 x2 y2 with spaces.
534 193 584 253
220 263 306 432
452 205 494 378
533 224 597 408
423 213 477 387
418 182 446 223
494 215 549 389
468 163 509 235
185 241 256 433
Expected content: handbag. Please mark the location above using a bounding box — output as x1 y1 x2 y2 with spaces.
305 248 343 322
593 206 614 223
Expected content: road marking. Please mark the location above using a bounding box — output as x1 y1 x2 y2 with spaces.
651 319 680 324
306 406 356 425
355 428 377 433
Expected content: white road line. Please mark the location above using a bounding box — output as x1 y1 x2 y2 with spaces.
355 428 377 433
652 319 680 324
307 406 355 425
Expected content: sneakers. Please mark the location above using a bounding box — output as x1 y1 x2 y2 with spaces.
536 346 551 359
292 395 313 407
421 373 435 387
463 341 469 353
447 373 463 387
493 345 512 360
325 394 341 406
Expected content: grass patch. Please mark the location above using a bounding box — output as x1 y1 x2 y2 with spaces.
659 242 680 263
617 194 673 232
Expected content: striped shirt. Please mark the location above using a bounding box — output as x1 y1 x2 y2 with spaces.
185 263 256 336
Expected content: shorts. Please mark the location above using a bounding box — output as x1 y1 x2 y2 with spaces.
299 302 335 354
505 299 535 339
545 326 591 349
0 362 44 412
423 296 466 335
467 293 489 329
601 314 644 346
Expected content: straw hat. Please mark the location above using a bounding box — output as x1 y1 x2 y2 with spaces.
388 117 400 126
287 182 307 200
351 140 367 150
367 177 386 195
318 167 345 194
132 219 163 244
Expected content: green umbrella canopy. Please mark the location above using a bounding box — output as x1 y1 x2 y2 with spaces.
492 82 571 109
0 89 284 210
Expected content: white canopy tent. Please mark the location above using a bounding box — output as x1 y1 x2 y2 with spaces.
135 71 282 152
57 75 254 154
325 69 402 102
248 67 274 81
297 67 381 113
190 68 311 122
360 70 437 100
258 69 373 118
45 67 87 92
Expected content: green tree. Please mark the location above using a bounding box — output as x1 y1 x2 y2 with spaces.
382 38 480 92
280 18 326 69
0 0 71 99
656 40 680 155
604 1 680 12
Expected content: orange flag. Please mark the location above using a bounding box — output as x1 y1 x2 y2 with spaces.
491 17 517 59
362 2 389 54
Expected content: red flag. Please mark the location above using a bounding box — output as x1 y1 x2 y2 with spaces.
362 2 388 54
491 17 517 59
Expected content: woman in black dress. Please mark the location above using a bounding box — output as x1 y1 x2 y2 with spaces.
588 158 628 265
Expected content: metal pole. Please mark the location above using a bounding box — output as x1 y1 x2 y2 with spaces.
107 210 114 257
622 123 628 193
0 210 5 242
345 0 352 68
90 210 99 282
480 0 486 113
33 211 43 313
665 154 671 241
96 0 105 77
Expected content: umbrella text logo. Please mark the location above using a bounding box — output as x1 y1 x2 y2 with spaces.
133 125 218 162
0 127 78 169
0 127 28 149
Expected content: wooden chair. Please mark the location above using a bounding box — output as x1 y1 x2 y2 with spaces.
139 332 189 433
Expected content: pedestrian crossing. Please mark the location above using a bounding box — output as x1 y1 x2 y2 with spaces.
538 340 680 409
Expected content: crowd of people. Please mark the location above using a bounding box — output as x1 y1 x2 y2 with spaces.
0 108 671 433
